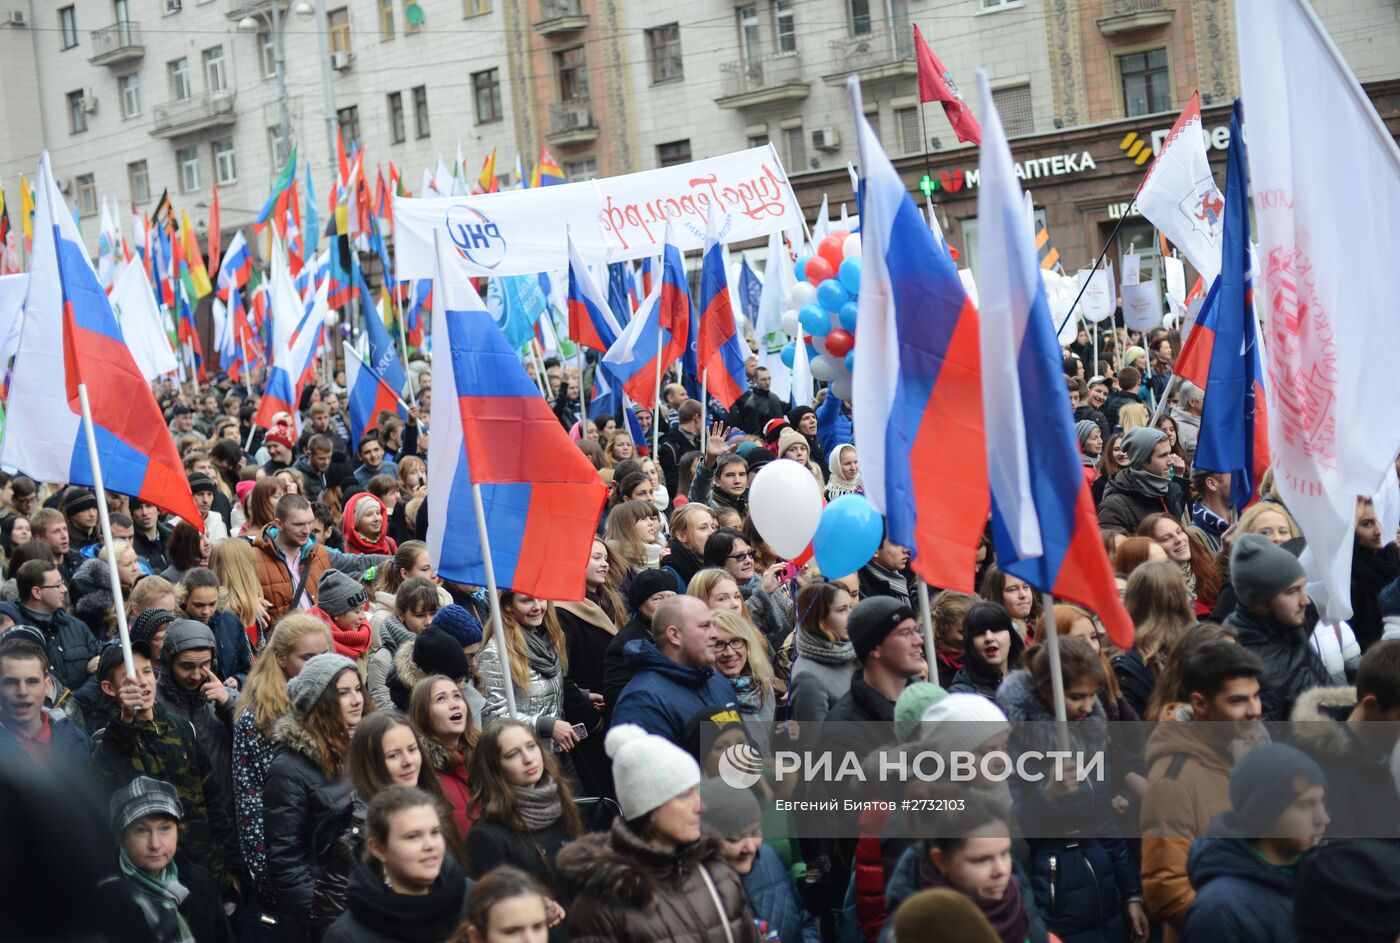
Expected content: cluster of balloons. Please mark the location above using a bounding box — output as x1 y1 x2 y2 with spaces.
748 461 885 580
779 229 863 401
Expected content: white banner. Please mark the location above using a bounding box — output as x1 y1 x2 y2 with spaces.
394 146 804 278
1120 282 1163 331
1077 267 1115 322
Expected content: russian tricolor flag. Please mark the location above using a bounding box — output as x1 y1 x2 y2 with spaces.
697 204 749 408
217 230 253 298
972 71 1132 648
566 231 622 353
0 153 201 528
254 277 326 429
345 345 407 448
356 267 408 397
600 276 672 409
426 230 606 600
849 79 989 594
1172 101 1268 511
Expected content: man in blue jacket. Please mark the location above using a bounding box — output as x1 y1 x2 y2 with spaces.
612 595 735 747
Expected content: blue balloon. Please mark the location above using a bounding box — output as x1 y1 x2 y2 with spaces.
838 257 862 294
798 304 831 337
816 278 849 312
780 341 797 368
839 301 859 332
794 255 812 283
845 351 855 373
813 494 884 579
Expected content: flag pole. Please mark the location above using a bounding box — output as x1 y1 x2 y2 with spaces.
1039 591 1070 752
652 324 664 455
700 369 709 453
1056 201 1135 339
471 482 517 718
916 580 935 682
576 344 588 421
76 383 135 679
392 282 418 407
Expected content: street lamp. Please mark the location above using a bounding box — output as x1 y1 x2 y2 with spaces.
234 1 313 168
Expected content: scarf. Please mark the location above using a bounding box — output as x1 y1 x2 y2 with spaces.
663 537 705 588
863 562 909 602
732 674 765 714
556 597 619 636
512 774 564 831
1123 467 1171 497
794 628 857 667
332 619 372 659
1178 561 1199 601
342 493 397 555
936 647 964 673
917 853 1029 943
826 445 865 499
378 612 415 654
119 849 195 943
524 627 560 679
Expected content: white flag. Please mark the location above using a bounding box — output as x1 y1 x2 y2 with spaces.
1240 0 1400 622
1134 93 1223 286
754 230 793 403
110 263 179 380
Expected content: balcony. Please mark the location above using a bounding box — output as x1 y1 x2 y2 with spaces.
89 21 144 66
822 27 916 84
151 90 237 139
1098 0 1174 35
716 52 809 110
225 0 290 20
533 0 588 35
547 98 597 145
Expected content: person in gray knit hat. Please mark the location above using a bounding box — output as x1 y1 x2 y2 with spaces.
1224 533 1327 720
1075 419 1103 467
156 619 239 806
286 651 358 716
1097 425 1187 532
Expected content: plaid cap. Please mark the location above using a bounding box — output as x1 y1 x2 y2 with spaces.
110 775 184 833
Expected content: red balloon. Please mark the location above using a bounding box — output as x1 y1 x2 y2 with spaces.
818 235 845 269
671 494 689 507
805 255 835 284
829 228 850 244
824 329 854 357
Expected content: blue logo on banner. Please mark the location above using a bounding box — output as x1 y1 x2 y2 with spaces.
446 205 507 270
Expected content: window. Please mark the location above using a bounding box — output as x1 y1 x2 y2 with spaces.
258 31 277 78
268 126 292 166
736 6 758 62
379 0 395 39
327 8 351 55
472 69 501 123
164 0 182 13
177 146 200 192
747 132 769 148
76 175 97 217
59 6 78 49
895 105 920 154
849 0 871 36
774 1 795 54
555 47 588 101
412 85 430 137
67 91 87 134
783 124 806 170
1119 48 1170 117
646 24 682 83
387 92 405 143
863 104 881 145
563 157 597 181
992 83 1034 137
128 160 150 205
657 140 691 167
463 0 490 15
980 0 1019 9
120 73 141 117
169 58 192 101
203 46 228 93
337 105 361 146
212 138 237 184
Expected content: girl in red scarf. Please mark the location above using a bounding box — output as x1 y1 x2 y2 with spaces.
342 492 397 555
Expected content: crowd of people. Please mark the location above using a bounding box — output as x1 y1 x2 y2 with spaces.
4 326 1400 943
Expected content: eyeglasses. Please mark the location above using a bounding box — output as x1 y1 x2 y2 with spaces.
727 551 755 562
891 627 923 641
713 637 748 654
41 582 67 592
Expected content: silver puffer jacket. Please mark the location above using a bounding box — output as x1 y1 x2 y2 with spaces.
477 636 566 750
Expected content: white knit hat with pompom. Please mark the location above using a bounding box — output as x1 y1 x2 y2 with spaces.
605 724 701 821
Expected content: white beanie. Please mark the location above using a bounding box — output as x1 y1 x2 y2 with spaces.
919 693 1011 758
606 724 701 821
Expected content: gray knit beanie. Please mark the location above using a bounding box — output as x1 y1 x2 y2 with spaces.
286 652 357 716
1075 420 1099 448
160 619 217 662
1230 532 1306 609
698 778 761 839
1120 426 1167 468
317 570 368 617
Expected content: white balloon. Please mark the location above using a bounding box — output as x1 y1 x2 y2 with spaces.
780 310 800 336
790 282 817 309
809 353 840 381
831 375 853 400
323 308 339 327
842 233 862 259
748 460 824 559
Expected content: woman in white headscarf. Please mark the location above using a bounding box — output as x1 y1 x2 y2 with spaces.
825 444 863 500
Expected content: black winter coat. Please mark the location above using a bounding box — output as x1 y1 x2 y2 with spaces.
464 817 575 893
1289 685 1400 838
1111 649 1155 719
322 853 471 943
1096 471 1187 534
1225 608 1328 721
1180 824 1294 943
96 852 235 943
603 616 652 713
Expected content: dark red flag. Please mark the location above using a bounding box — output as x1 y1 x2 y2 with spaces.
914 25 981 146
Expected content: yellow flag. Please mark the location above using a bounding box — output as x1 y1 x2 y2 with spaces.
180 210 213 298
20 175 34 242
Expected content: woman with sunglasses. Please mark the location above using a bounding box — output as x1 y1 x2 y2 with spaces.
703 527 790 650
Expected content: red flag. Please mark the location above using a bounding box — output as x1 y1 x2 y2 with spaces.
207 182 221 289
913 25 981 146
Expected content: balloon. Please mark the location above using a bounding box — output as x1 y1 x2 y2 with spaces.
804 255 835 284
780 309 800 336
805 340 820 361
816 278 849 312
798 304 831 337
843 233 862 259
671 494 688 507
845 351 856 373
790 281 817 309
810 353 841 381
794 255 812 283
748 460 824 559
824 329 854 357
780 341 797 368
831 375 853 400
829 228 850 245
839 301 860 332
838 257 862 294
818 235 845 269
813 494 884 579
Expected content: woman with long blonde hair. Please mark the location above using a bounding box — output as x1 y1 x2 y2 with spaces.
1112 561 1195 717
209 537 268 648
710 608 776 751
603 499 664 573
